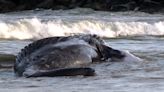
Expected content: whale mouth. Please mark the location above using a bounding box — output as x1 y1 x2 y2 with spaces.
106 50 125 62
109 49 125 59
99 45 125 61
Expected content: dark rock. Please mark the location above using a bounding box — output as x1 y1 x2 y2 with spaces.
0 0 164 13
110 1 136 11
137 0 162 13
0 0 16 12
36 0 54 9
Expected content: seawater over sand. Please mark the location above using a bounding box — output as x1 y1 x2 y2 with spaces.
0 37 164 92
0 8 164 92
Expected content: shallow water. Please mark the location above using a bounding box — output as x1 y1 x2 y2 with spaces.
0 8 164 92
0 37 164 92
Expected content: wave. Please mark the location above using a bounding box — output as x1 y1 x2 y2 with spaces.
0 18 164 40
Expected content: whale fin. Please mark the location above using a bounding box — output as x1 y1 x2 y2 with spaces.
25 68 95 78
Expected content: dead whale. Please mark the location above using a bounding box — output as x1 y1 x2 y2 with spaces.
14 34 125 77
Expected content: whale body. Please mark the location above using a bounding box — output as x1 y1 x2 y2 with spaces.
14 34 126 77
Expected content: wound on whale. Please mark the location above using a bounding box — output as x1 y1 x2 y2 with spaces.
14 34 125 77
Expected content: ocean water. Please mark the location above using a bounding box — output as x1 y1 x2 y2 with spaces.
0 8 164 92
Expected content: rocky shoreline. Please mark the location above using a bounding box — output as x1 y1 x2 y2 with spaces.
0 0 164 13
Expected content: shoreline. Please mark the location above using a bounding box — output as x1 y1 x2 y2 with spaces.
0 0 164 14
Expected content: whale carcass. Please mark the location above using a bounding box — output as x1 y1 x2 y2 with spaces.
14 34 126 77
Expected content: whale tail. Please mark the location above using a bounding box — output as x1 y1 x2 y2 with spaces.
25 67 95 78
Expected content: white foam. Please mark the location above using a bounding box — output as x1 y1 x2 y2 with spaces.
0 18 164 40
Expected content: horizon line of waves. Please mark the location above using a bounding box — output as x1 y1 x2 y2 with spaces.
0 18 164 40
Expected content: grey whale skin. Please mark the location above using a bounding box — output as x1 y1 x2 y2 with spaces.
14 34 125 77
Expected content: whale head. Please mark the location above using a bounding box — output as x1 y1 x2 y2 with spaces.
100 45 142 62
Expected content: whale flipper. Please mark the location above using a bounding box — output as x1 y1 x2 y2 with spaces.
25 67 95 78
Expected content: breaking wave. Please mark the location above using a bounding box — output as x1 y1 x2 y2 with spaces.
0 18 164 40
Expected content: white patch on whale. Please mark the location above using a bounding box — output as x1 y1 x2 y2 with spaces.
107 50 142 62
121 50 143 62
